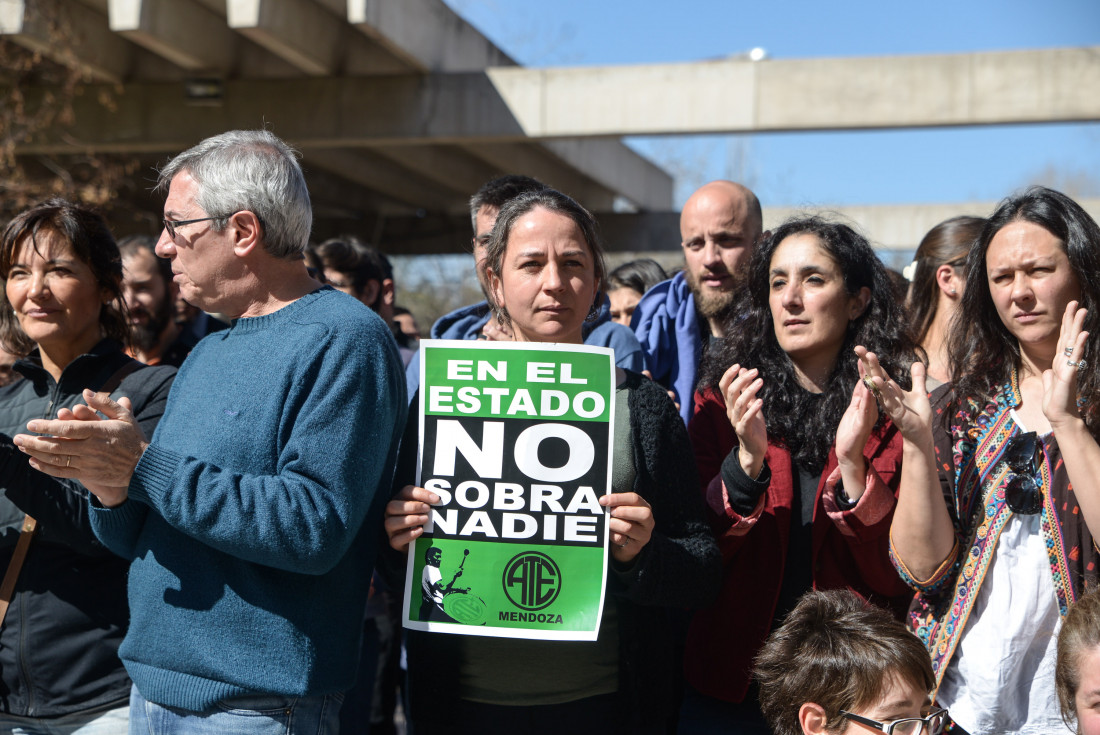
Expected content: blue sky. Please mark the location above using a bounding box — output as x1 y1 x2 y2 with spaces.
445 0 1100 208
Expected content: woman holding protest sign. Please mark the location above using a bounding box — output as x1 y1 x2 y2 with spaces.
384 188 721 735
680 216 917 734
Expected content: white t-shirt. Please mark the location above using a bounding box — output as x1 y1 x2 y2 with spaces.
937 426 1072 734
421 565 443 606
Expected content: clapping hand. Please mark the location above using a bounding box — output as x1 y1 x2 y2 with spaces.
855 347 933 448
718 364 767 479
834 359 879 477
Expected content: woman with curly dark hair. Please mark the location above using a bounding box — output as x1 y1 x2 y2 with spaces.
864 186 1100 734
679 216 917 734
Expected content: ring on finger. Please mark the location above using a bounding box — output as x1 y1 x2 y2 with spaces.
861 375 883 401
1065 346 1075 357
1079 359 1089 371
65 454 71 467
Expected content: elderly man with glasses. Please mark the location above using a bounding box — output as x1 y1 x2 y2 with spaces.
14 129 407 735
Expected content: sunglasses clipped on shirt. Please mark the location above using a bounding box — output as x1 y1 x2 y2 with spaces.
1001 430 1044 515
840 707 948 735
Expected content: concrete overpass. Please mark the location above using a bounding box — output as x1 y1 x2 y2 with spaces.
2 1 1097 252
1 0 673 240
380 199 1100 256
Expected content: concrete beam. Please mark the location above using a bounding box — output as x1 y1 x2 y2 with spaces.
485 47 1100 136
344 0 513 72
367 199 1100 256
9 75 671 212
540 139 672 211
20 46 1096 145
108 0 234 72
5 77 474 153
763 199 1100 252
1 0 131 82
227 0 344 76
304 148 463 213
368 144 501 202
302 167 390 225
368 211 682 255
461 142 618 211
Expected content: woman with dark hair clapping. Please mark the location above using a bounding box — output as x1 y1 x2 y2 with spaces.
865 186 1100 734
680 216 917 733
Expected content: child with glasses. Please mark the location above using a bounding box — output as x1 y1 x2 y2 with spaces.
755 589 946 735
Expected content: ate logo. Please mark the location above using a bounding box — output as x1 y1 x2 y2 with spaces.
502 552 562 611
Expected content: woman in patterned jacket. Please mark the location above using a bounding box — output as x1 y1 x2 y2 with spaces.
863 186 1100 735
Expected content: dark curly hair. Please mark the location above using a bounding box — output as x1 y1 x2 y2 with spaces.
947 187 1100 436
0 198 128 357
698 216 917 472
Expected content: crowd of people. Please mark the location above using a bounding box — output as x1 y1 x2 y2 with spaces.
0 127 1097 735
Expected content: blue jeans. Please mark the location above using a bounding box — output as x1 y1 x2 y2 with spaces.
128 686 342 735
0 701 128 734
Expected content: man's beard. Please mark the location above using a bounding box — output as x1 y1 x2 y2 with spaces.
130 300 172 353
686 267 743 319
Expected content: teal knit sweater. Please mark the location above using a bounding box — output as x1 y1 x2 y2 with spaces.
91 287 407 712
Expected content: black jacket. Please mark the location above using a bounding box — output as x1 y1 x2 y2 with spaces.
0 340 175 717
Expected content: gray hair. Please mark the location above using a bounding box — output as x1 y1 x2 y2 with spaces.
485 188 606 329
157 130 312 258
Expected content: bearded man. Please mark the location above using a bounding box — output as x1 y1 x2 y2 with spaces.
631 181 764 425
120 235 221 367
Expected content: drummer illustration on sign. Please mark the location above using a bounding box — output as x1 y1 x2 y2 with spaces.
421 547 483 623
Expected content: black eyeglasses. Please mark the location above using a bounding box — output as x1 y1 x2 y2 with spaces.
163 216 217 239
840 707 948 735
1002 431 1044 515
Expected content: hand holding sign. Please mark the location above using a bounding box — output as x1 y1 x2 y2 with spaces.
600 492 653 564
407 341 616 640
385 484 440 553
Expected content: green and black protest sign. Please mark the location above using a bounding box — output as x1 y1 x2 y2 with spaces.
402 340 615 641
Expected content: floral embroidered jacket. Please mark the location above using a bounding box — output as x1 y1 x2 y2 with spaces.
890 373 1100 693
